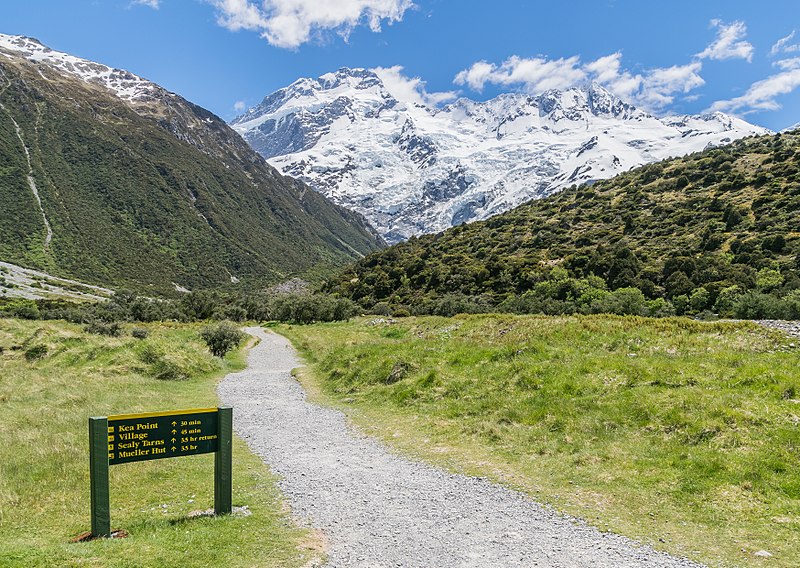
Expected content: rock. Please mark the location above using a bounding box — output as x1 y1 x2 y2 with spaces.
754 550 773 557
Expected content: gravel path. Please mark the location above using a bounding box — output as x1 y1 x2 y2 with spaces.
218 327 705 568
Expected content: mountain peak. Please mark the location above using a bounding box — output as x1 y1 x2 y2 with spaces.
318 67 383 89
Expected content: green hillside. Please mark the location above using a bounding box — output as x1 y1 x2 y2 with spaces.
0 51 383 295
327 130 800 318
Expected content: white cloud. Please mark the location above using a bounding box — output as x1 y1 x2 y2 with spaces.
775 57 800 70
234 100 247 112
696 19 754 62
208 0 413 49
132 0 160 8
710 67 800 113
771 31 800 56
454 55 586 94
453 53 704 112
372 65 456 106
645 62 705 95
452 61 496 92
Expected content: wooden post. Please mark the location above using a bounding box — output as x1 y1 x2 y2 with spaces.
89 416 111 537
214 406 232 515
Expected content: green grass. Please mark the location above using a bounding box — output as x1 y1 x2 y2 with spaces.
281 314 800 568
0 319 321 567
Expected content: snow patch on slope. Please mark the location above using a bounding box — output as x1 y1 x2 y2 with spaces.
0 34 159 102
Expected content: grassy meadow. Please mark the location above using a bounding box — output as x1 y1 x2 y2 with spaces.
0 319 320 567
281 314 800 568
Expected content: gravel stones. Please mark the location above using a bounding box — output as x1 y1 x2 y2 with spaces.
755 320 800 339
218 327 705 568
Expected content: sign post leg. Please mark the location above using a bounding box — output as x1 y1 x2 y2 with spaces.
214 407 232 515
89 417 111 537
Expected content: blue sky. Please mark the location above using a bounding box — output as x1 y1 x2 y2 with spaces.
3 1 800 130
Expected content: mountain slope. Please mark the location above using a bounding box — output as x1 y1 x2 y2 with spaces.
231 68 769 243
0 35 383 293
325 131 800 315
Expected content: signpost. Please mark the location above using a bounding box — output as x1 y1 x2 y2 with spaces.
88 407 232 537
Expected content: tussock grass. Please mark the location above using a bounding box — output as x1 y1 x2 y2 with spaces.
0 319 319 567
283 314 800 568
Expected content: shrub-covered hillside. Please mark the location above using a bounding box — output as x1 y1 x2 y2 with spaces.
326 130 800 318
0 42 383 295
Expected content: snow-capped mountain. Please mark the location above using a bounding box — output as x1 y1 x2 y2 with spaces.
0 34 158 101
232 68 770 243
0 34 264 164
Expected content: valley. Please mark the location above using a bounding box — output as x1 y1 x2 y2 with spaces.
1 7 799 567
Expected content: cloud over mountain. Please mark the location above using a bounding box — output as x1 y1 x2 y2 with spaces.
208 0 413 48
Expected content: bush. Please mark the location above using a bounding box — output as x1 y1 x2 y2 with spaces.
215 304 248 323
138 343 162 365
131 328 149 340
151 359 188 381
200 321 244 358
646 297 676 318
734 292 787 320
370 302 392 316
268 294 358 324
689 287 711 312
589 287 647 316
713 286 742 318
24 344 48 361
1 300 40 320
782 290 800 319
84 320 123 337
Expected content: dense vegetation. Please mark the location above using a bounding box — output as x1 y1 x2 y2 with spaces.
326 131 800 319
0 282 359 326
283 314 800 567
0 318 320 567
0 53 382 295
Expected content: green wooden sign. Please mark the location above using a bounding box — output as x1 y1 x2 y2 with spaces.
89 407 232 537
108 408 219 464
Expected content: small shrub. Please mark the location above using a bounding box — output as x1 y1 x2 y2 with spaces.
734 292 787 320
646 298 676 318
151 359 188 381
370 302 393 316
84 321 122 337
24 344 48 361
131 328 149 340
1 300 40 320
200 321 244 358
386 361 413 384
138 343 161 365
